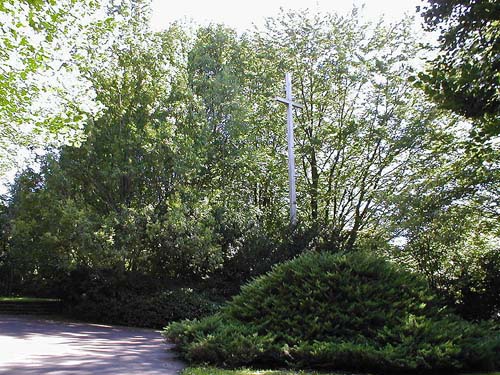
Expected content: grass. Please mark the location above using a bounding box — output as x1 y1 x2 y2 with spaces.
182 368 356 375
0 296 60 302
181 368 500 375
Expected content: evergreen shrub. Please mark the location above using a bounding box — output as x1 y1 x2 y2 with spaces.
164 251 500 372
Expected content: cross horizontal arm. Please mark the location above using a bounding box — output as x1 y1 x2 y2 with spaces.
275 96 304 109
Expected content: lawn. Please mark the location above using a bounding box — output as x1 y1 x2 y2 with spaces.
182 368 500 375
0 297 60 302
182 368 357 375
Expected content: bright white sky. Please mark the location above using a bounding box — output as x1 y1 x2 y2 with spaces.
151 0 424 32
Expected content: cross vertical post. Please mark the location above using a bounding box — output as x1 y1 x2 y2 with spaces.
276 72 303 226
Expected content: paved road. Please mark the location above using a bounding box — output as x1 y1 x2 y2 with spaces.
0 314 185 375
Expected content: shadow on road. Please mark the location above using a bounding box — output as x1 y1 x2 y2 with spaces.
0 315 184 375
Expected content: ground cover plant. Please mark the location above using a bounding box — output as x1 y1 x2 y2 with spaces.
181 368 500 375
0 297 60 302
164 251 500 373
181 367 347 375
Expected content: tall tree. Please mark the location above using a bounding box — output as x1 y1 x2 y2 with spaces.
3 1 224 281
253 9 453 249
0 0 111 174
417 0 500 139
187 24 292 233
54 1 222 276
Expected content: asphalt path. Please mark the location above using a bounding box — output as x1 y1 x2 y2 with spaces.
0 314 185 375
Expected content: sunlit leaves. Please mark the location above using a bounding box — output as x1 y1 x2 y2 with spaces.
253 10 450 249
417 0 500 139
0 0 108 174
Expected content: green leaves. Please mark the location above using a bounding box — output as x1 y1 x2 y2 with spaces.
252 10 448 250
0 0 111 175
1 4 497 346
418 0 500 138
164 250 500 372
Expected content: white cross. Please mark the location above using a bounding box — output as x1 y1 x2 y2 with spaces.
276 72 303 226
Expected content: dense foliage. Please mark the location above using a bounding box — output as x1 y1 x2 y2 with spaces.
63 268 220 328
417 0 500 138
0 0 110 173
0 0 498 341
1 8 433 286
165 251 500 372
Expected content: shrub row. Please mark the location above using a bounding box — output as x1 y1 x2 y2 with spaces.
67 287 220 328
